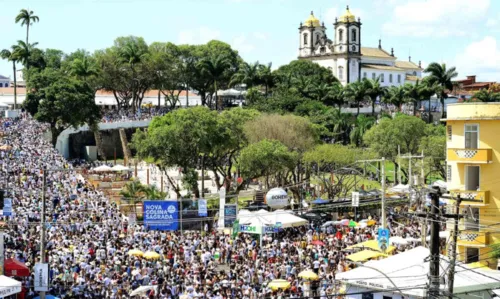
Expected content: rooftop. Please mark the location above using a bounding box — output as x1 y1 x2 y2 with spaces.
0 88 197 98
0 75 9 80
361 47 394 59
405 75 419 81
395 60 421 70
361 63 402 71
445 102 500 121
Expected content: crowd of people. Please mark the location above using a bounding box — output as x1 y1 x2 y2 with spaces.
0 115 434 299
100 107 169 123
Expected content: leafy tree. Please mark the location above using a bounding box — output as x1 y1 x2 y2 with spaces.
424 62 458 117
245 87 266 106
364 78 387 116
350 114 376 146
198 53 233 110
404 80 435 115
258 62 274 96
0 47 20 108
344 81 369 115
12 40 38 71
15 9 39 45
384 85 408 111
231 61 261 88
247 86 306 113
472 89 500 102
419 124 446 180
238 139 298 190
294 101 329 117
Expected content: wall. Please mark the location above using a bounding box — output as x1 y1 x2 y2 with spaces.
361 69 405 87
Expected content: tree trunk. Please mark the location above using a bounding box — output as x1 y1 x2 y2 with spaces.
94 130 105 160
50 125 61 147
13 62 17 110
371 98 376 116
186 85 189 107
440 98 445 119
119 128 132 163
357 102 360 116
157 89 161 108
413 100 417 116
214 81 218 111
26 23 29 46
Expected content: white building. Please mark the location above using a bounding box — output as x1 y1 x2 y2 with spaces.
298 6 422 86
0 75 10 88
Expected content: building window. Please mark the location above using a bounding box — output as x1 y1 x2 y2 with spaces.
372 73 376 80
338 66 344 80
303 33 308 45
389 74 393 83
464 124 479 149
447 125 452 141
380 74 385 82
338 29 343 42
363 72 367 79
316 33 320 44
397 74 401 83
413 71 417 75
351 28 356 42
447 165 452 182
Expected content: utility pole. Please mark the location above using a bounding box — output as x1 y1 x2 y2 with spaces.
39 168 47 299
357 158 386 228
447 195 462 299
429 189 441 298
400 153 424 187
398 145 401 184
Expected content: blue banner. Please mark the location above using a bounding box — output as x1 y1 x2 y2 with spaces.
143 201 179 231
377 228 390 252
224 204 237 227
3 198 12 216
198 199 208 217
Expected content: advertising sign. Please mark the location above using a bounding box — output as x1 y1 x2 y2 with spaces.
34 263 49 292
240 225 259 234
224 204 237 227
143 201 179 231
352 192 360 207
218 187 226 228
198 199 208 217
377 228 390 252
265 188 289 209
2 198 12 216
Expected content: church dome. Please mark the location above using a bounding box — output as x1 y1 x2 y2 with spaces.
339 6 356 23
304 11 321 27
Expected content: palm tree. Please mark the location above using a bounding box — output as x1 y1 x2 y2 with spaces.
198 54 232 110
230 61 261 88
119 42 148 67
363 78 387 116
15 9 39 46
120 180 146 213
331 109 352 144
12 40 38 69
0 47 19 109
350 114 376 146
384 86 408 112
344 81 369 116
258 62 274 96
424 62 458 117
143 185 166 200
71 56 98 80
472 89 500 102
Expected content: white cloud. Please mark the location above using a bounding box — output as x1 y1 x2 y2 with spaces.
178 27 221 45
232 35 255 55
454 36 500 81
253 32 268 40
324 7 338 25
382 0 490 37
487 18 498 27
324 6 364 24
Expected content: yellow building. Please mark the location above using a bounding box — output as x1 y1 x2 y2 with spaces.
446 103 500 268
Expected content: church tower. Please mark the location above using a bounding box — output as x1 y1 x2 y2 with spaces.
333 6 362 84
298 11 326 58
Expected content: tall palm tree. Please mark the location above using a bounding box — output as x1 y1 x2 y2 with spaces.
472 89 500 102
350 114 376 146
120 180 146 213
384 86 408 112
198 54 232 110
363 78 387 116
12 40 38 69
424 62 458 117
258 62 274 96
15 9 39 46
344 81 369 116
143 185 166 200
331 109 352 144
0 47 19 109
230 61 261 88
119 42 148 67
71 56 98 80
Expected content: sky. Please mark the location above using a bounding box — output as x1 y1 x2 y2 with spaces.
1 0 500 81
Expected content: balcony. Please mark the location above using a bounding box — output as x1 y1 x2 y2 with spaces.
447 148 492 164
457 231 490 247
449 190 489 206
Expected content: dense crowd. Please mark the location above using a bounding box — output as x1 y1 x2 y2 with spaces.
101 107 169 123
0 115 432 299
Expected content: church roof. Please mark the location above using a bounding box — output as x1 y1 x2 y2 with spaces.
395 61 421 70
0 75 9 80
405 75 419 81
339 6 356 23
304 11 321 27
361 64 403 71
361 47 394 59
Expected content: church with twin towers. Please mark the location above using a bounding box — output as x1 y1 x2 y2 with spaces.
298 6 423 86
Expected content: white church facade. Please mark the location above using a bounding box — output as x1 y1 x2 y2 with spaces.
298 6 422 86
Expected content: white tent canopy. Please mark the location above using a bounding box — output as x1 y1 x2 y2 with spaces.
389 184 410 194
0 275 22 297
337 246 500 298
111 165 131 171
237 209 308 230
265 209 308 228
93 165 113 172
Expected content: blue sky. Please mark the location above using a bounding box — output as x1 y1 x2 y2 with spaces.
1 0 499 81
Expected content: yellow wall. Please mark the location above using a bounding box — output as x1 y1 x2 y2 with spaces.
447 103 500 268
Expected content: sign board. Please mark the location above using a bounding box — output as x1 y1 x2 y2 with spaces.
377 228 390 252
128 213 136 226
218 187 226 229
352 192 360 207
198 199 208 217
240 225 259 234
263 226 275 234
34 263 49 292
265 188 289 209
143 201 179 231
276 222 282 228
232 219 240 239
224 204 237 227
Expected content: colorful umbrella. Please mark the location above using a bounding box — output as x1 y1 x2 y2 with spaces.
311 240 325 246
127 249 144 257
348 220 357 227
298 270 319 281
367 220 377 226
143 251 161 260
268 279 291 291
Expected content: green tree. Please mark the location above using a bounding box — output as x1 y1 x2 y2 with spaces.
12 40 38 70
364 78 387 116
384 85 408 112
419 124 446 180
231 61 261 88
199 53 232 110
350 114 376 146
258 62 274 96
424 62 458 117
344 81 369 115
404 80 435 115
15 9 39 46
472 89 500 102
0 47 19 109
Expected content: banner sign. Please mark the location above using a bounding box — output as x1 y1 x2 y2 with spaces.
2 198 12 216
352 192 360 207
377 228 390 252
198 199 208 217
143 201 179 231
34 263 49 292
240 225 259 234
218 187 226 228
224 204 237 227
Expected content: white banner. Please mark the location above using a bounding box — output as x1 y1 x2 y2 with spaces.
2 198 12 216
218 187 226 229
34 263 49 292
